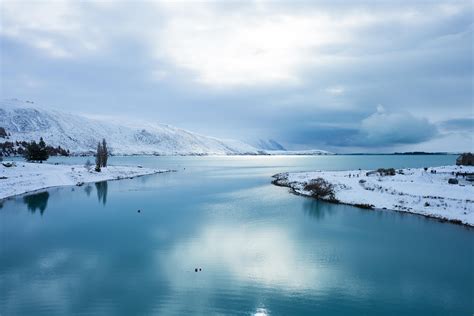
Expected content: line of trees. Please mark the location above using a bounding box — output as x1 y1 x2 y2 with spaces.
1 140 69 158
24 138 49 162
95 138 108 172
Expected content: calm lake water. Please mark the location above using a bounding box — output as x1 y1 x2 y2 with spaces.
1 155 473 315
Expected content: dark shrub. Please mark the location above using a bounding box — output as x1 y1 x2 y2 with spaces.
354 203 374 209
448 178 458 185
456 153 474 166
304 178 335 200
376 168 396 176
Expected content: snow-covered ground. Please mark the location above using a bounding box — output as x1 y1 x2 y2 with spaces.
0 161 170 200
273 165 474 226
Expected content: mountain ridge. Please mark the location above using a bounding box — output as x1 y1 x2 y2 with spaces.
0 99 260 155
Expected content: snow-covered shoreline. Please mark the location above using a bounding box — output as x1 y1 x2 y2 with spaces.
272 165 474 226
0 161 171 200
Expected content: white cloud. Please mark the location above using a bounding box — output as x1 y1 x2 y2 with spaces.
16 74 44 88
359 107 438 145
33 38 72 58
325 86 345 95
150 69 168 81
1 0 469 88
1 0 101 58
152 5 359 87
149 1 470 88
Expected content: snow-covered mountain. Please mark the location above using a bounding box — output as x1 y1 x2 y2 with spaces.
0 99 260 155
255 139 286 151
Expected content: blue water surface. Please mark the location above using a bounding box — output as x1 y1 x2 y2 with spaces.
1 155 472 315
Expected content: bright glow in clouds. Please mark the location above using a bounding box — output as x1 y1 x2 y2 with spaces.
154 4 364 86
151 2 469 87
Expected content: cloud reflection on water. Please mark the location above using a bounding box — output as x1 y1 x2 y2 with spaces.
161 224 324 290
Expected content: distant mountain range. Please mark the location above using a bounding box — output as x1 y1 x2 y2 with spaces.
0 99 333 156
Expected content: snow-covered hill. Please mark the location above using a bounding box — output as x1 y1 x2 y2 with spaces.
255 139 286 151
0 99 260 155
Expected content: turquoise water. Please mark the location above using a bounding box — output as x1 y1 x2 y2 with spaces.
1 155 473 315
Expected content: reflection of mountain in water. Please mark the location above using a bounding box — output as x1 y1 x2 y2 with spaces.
23 191 50 215
95 181 108 205
303 198 336 220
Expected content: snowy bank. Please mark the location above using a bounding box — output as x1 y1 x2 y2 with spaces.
0 161 171 200
265 149 332 155
272 165 474 226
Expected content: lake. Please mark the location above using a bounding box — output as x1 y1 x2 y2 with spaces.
1 155 473 315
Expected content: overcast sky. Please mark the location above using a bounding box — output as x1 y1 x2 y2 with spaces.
1 0 472 152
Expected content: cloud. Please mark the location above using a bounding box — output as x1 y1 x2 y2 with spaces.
2 0 470 85
0 0 104 58
149 1 471 88
356 106 438 146
0 0 472 152
325 86 345 95
438 118 474 132
281 107 439 150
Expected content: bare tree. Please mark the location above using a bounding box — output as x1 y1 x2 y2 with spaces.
84 159 93 172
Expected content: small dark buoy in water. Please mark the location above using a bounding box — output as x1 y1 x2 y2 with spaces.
138 209 141 213
194 268 198 272
199 268 202 271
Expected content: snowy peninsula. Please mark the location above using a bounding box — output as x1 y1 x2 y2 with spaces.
0 161 170 200
272 165 474 226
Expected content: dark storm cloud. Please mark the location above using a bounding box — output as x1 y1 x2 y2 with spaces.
281 107 439 150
